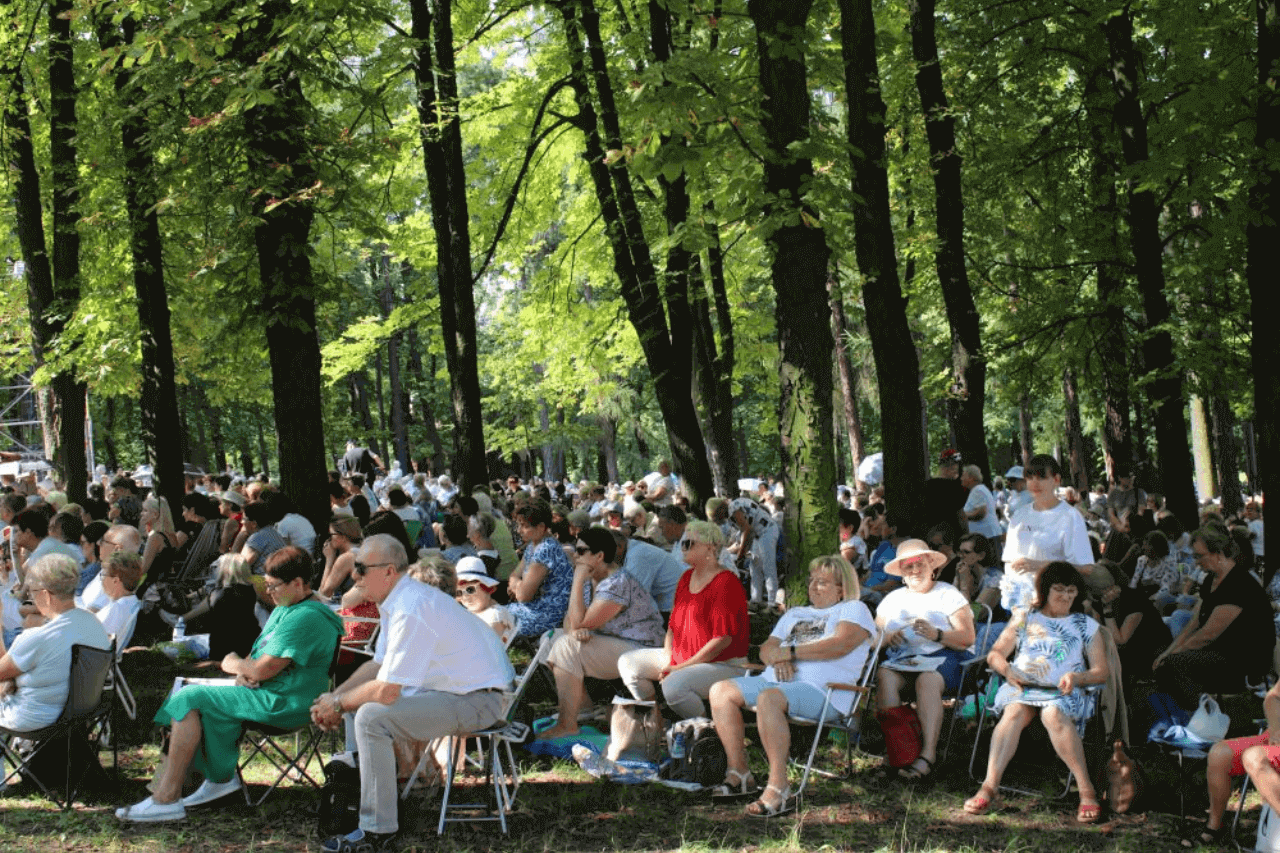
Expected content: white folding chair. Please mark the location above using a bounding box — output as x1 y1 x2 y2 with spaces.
106 607 141 721
789 628 886 801
401 629 552 835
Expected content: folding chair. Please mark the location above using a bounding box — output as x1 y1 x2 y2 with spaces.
236 639 343 807
939 601 993 764
789 628 885 802
107 607 141 722
404 629 553 835
0 642 115 809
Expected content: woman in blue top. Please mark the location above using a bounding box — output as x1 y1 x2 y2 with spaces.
507 498 574 637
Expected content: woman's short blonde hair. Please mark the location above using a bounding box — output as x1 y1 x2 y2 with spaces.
809 554 860 602
215 554 253 588
330 514 362 542
27 554 79 599
410 551 457 593
684 519 724 549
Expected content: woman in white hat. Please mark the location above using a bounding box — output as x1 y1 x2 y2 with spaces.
874 539 976 781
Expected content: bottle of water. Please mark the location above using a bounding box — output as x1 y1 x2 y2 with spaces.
671 731 686 760
173 617 186 642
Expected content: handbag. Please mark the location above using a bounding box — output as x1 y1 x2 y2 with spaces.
1186 693 1230 743
606 700 662 763
1104 740 1143 814
875 704 923 768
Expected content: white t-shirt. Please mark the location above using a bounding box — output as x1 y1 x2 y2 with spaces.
1005 489 1033 519
1249 519 1265 558
764 599 876 714
877 582 970 656
474 603 517 647
373 576 514 697
964 484 1003 540
642 472 677 507
0 607 111 731
96 594 141 644
77 574 111 612
1000 500 1093 610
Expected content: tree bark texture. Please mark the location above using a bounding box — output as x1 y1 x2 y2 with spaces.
97 13 185 510
909 0 989 482
410 0 488 492
1190 395 1216 502
557 0 713 507
749 0 837 577
1103 8 1196 524
240 0 326 530
1248 0 1279 543
1211 394 1242 517
840 0 927 522
828 270 865 477
406 329 447 474
375 254 411 473
1062 366 1087 492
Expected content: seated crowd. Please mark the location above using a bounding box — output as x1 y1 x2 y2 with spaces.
0 449 1273 843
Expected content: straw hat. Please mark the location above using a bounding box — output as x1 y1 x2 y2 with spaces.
884 539 949 576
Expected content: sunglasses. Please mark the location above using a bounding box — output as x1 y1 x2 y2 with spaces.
574 545 590 555
353 561 394 577
455 585 480 597
681 539 700 552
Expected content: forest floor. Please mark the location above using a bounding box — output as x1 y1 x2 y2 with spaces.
0 647 1254 853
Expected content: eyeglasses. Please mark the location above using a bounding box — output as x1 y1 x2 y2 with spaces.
681 539 701 552
574 545 590 555
264 578 288 593
354 561 395 577
455 585 479 597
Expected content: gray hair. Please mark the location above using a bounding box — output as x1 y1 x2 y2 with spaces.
27 553 79 599
962 464 983 483
409 550 457 593
363 533 409 571
469 511 496 539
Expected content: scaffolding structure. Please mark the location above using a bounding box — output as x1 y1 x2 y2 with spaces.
0 373 45 457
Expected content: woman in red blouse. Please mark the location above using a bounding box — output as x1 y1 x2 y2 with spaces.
617 520 749 718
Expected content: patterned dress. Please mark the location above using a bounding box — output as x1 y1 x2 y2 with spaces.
508 537 575 637
992 610 1099 723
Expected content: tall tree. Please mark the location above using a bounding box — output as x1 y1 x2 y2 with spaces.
840 0 927 520
410 0 488 491
908 0 988 480
1103 6 1196 524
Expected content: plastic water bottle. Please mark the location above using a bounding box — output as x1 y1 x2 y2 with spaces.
671 732 686 760
173 617 186 642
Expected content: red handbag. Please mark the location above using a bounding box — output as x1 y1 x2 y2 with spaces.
876 705 923 768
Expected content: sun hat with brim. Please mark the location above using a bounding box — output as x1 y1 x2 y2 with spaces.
1004 466 1024 481
219 491 245 507
456 556 498 587
884 539 949 576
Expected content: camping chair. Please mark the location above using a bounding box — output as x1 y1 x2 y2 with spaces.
0 642 115 809
402 629 553 835
789 628 886 802
107 607 142 723
939 601 994 764
236 638 343 807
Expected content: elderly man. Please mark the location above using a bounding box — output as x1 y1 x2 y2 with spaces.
960 465 1003 543
77 524 143 612
642 460 676 507
609 529 685 616
310 534 514 853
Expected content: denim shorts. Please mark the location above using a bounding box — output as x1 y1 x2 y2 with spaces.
731 674 841 722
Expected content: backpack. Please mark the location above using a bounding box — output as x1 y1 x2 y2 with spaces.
661 717 727 788
317 758 361 837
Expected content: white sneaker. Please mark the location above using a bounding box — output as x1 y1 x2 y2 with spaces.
116 796 187 822
181 777 243 807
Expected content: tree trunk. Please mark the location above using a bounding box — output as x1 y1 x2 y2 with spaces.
1190 395 1215 502
1018 394 1033 466
538 393 555 478
1062 367 1087 492
1248 0 1279 544
254 412 272 481
410 0 488 492
840 0 927 522
1211 394 1242 517
909 0 988 482
557 0 713 507
406 329 447 474
748 0 838 580
828 269 866 476
240 0 325 527
599 415 619 484
207 391 227 474
376 254 411 473
1103 8 1196 525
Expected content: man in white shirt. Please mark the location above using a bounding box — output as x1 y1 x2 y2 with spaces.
642 459 677 507
77 525 142 612
311 535 514 852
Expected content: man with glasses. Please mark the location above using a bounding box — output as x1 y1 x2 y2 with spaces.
310 534 514 853
77 525 142 613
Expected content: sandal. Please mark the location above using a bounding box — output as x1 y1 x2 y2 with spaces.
745 784 794 818
963 788 999 816
1180 823 1228 848
1076 797 1102 824
898 755 934 781
711 768 758 800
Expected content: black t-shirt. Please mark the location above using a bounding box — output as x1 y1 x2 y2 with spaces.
1111 586 1171 674
922 478 966 538
1198 565 1274 675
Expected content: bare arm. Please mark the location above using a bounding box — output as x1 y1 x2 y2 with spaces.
761 621 870 667
510 560 548 603
221 651 290 685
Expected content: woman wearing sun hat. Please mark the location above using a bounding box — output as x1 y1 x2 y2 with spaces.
874 538 976 781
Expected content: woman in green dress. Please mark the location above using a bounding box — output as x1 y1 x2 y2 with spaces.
117 546 343 822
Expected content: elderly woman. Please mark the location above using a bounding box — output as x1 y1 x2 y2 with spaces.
164 555 262 662
709 555 875 817
536 528 664 741
965 562 1107 822
319 514 363 599
95 549 144 644
618 520 749 719
1153 523 1274 709
506 498 575 638
875 539 976 781
117 547 342 822
0 555 112 732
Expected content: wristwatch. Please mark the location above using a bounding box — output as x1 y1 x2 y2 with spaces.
789 643 796 661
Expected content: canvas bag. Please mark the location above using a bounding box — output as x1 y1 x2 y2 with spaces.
606 700 662 762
